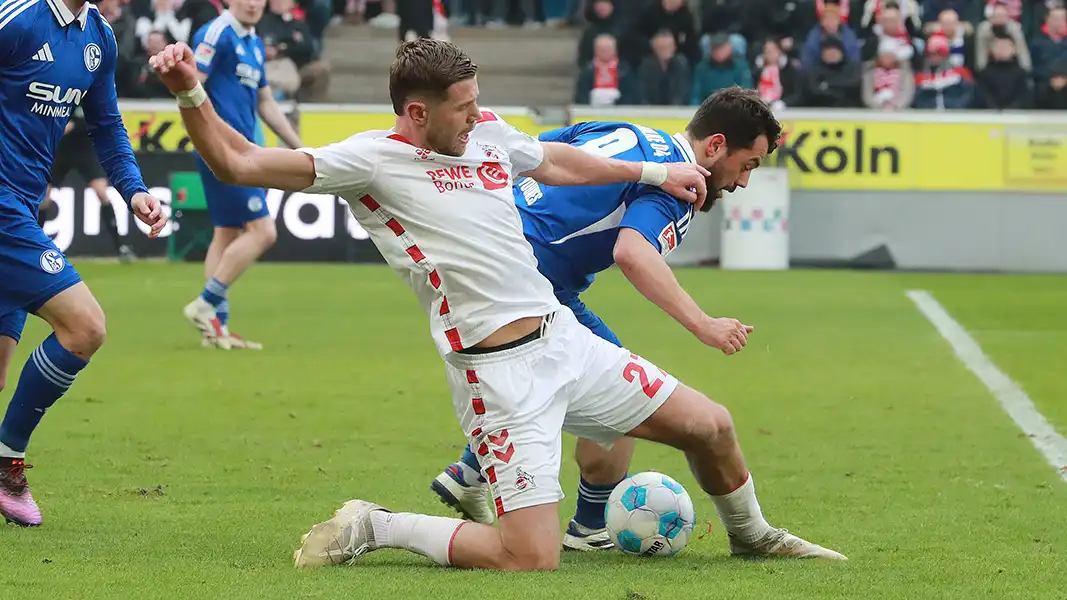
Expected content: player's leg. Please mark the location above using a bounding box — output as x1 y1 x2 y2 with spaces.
297 326 571 571
0 311 31 526
563 312 846 560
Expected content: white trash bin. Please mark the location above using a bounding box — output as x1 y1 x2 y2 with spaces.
720 167 790 271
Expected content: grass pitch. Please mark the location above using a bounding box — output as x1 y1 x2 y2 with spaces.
1 263 1065 600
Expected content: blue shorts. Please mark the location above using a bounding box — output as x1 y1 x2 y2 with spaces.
0 203 82 325
0 310 27 342
195 155 270 228
558 293 622 347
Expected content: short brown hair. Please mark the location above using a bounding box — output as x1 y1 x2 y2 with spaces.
389 39 479 116
686 86 781 154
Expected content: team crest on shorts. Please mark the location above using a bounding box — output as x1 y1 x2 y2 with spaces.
248 196 264 212
39 250 65 274
514 467 535 491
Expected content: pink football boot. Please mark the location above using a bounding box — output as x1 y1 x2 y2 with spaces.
0 458 42 527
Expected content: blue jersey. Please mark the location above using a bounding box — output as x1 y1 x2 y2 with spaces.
192 11 267 143
515 121 697 297
0 0 146 215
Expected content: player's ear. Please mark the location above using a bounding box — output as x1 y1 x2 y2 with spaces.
405 99 429 126
707 133 727 156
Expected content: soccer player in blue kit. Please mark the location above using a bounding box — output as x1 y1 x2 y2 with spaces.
0 0 167 526
181 0 302 350
432 87 795 553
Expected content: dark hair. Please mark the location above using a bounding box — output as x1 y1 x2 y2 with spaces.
389 38 478 116
686 86 781 154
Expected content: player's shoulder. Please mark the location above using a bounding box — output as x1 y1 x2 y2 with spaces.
323 129 395 151
195 14 235 46
86 5 117 45
0 0 48 36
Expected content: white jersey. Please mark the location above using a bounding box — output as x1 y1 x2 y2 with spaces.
298 110 562 356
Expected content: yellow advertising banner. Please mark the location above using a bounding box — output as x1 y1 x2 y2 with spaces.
119 104 1067 192
576 113 1067 191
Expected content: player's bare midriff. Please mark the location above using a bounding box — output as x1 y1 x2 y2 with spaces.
473 316 543 349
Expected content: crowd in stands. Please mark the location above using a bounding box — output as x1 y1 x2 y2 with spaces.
573 0 1067 110
105 0 331 101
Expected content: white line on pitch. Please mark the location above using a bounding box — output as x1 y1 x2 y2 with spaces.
906 289 1067 482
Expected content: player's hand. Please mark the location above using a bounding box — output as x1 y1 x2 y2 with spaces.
148 42 200 95
694 316 754 355
130 192 168 238
660 162 710 211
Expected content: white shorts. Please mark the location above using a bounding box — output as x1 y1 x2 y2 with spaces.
443 307 678 517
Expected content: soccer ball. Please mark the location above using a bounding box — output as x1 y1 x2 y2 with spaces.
605 471 695 557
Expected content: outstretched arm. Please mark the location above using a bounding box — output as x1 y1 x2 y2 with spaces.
151 43 315 191
523 141 710 208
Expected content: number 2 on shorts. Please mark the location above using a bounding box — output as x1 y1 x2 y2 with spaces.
622 353 666 399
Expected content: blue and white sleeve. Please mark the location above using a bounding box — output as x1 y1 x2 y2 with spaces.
82 28 148 206
618 192 691 256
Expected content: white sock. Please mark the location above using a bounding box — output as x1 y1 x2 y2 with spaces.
369 511 466 566
0 441 25 459
709 473 773 544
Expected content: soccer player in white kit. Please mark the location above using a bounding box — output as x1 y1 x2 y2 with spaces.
149 38 846 570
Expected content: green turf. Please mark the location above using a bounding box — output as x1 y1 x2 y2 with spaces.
1 264 1065 600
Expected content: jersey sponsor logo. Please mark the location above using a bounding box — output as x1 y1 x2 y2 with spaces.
516 177 542 205
194 43 215 66
634 125 673 158
84 43 102 72
427 166 477 193
658 222 678 257
235 62 261 88
26 82 87 118
477 162 509 190
39 250 65 274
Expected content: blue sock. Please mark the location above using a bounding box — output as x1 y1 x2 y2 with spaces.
574 477 624 530
448 443 485 485
0 334 88 456
216 299 230 328
201 277 229 308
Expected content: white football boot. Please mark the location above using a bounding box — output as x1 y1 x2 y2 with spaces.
730 528 847 560
293 500 389 568
183 297 230 350
562 520 615 551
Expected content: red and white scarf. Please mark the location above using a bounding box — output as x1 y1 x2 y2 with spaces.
759 65 783 102
872 66 901 105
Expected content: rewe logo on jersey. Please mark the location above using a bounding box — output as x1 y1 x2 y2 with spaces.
476 162 509 190
26 82 86 118
427 166 477 193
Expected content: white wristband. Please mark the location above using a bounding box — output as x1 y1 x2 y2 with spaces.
639 161 669 187
175 83 207 109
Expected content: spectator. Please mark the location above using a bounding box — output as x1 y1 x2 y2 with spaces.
96 0 141 97
981 0 1024 26
914 33 975 109
921 0 976 32
636 29 691 105
135 0 192 46
862 37 915 109
976 35 1031 108
690 34 753 105
578 0 622 67
699 0 746 58
934 9 977 70
799 35 862 107
575 34 632 106
857 0 922 37
976 1 1031 71
179 0 224 40
741 0 800 58
131 31 177 98
259 0 332 101
1034 58 1067 108
626 0 700 66
801 2 861 68
754 37 801 110
1031 6 1067 87
861 4 917 64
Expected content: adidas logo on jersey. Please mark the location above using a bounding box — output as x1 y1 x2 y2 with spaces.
32 43 54 62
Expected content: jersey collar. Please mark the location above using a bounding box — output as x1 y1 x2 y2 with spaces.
671 133 698 164
46 0 90 30
223 10 256 37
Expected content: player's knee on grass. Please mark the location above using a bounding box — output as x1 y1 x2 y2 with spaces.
493 505 562 571
575 437 633 484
